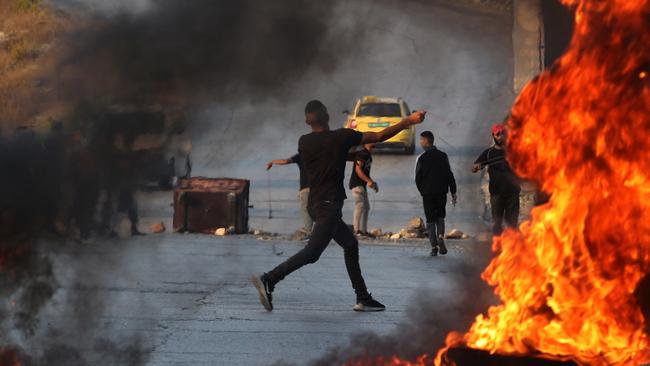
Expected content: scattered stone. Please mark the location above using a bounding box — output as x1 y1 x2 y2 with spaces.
215 228 228 236
407 217 425 230
291 230 310 241
390 233 401 240
446 229 469 240
149 222 166 234
370 228 383 237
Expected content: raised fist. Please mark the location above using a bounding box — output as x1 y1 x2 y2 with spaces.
407 111 427 125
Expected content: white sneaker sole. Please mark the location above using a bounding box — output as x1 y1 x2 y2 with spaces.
353 304 386 312
250 275 272 311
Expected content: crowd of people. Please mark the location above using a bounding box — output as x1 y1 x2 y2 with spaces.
266 110 521 253
0 123 145 242
254 100 522 313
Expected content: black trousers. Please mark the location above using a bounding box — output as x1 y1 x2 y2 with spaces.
490 193 520 235
423 194 447 222
267 200 369 299
423 194 447 246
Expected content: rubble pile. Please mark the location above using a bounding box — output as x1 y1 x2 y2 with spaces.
445 228 470 240
244 218 471 243
249 228 279 241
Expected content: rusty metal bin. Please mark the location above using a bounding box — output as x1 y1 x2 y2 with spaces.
173 177 249 234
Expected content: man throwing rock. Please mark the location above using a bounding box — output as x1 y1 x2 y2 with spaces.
252 100 426 312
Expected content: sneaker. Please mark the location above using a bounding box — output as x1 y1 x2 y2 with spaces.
430 246 438 256
353 294 386 312
438 237 448 255
250 273 273 311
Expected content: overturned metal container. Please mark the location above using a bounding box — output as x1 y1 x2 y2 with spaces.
173 177 249 234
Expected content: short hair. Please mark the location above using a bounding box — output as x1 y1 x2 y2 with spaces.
305 100 330 125
420 131 434 142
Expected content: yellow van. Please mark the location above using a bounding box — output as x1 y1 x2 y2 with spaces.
344 96 416 154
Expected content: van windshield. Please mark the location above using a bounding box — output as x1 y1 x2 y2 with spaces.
357 103 402 117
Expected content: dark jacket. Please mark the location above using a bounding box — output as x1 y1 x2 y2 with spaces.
415 146 457 196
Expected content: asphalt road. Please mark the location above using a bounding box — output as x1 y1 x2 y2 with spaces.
42 234 493 366
29 1 516 364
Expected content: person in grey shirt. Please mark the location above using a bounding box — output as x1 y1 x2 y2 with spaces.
349 144 378 236
267 154 312 235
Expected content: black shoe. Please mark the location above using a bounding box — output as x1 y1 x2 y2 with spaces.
430 246 438 256
251 273 273 311
353 294 386 312
438 238 447 255
132 230 146 236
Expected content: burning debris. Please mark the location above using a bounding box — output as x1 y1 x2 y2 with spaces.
437 0 650 365
324 0 650 365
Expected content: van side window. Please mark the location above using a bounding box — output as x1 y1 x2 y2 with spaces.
403 103 411 116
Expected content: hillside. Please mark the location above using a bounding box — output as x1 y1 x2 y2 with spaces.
0 0 71 132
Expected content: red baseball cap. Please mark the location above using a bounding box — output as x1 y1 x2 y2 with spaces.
491 124 505 135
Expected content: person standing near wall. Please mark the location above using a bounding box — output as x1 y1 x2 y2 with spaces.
349 143 377 237
415 131 457 256
472 124 521 235
266 154 312 236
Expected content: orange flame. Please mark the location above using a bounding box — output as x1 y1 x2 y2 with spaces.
346 355 431 366
436 0 650 365
0 347 23 366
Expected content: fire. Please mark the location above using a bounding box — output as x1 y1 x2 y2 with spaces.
0 347 23 366
346 0 649 365
436 0 650 365
346 355 431 366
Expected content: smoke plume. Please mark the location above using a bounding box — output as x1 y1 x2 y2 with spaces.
0 0 362 364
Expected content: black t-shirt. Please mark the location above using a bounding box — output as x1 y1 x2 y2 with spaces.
288 154 309 190
299 128 363 205
474 147 521 195
349 149 372 189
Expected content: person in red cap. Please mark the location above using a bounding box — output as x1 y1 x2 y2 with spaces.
472 123 521 235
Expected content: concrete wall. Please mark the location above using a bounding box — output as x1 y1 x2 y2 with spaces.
512 0 543 93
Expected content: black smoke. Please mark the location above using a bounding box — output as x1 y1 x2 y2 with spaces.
300 255 498 366
1 0 362 364
55 0 362 107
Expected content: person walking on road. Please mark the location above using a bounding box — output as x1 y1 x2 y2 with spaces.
266 154 313 236
252 100 426 312
415 131 457 256
472 124 521 235
349 143 377 237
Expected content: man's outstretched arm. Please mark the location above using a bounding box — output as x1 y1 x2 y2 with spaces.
361 111 426 144
266 157 295 170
